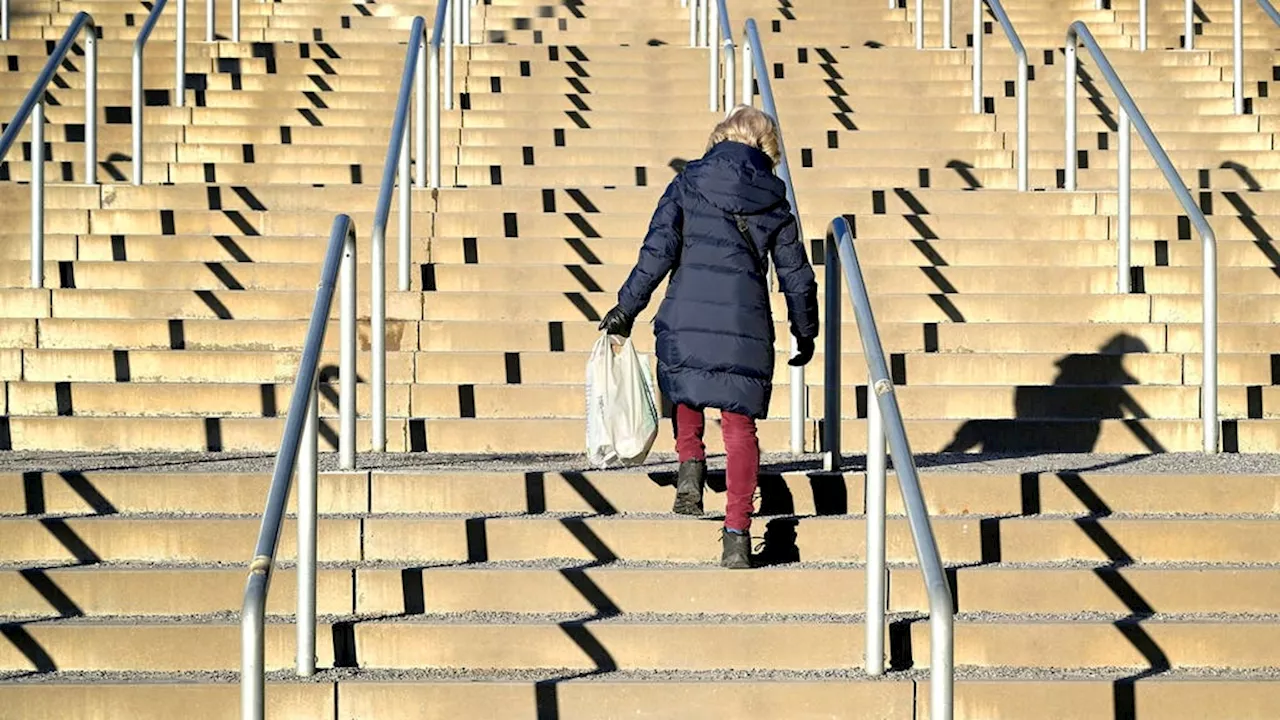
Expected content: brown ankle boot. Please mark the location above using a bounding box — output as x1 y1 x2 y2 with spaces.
720 529 751 569
672 459 706 515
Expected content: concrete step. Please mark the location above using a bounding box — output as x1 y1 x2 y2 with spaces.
14 314 1267 355
416 290 1160 324
1 415 411 451
8 469 1278 518
42 289 422 321
418 263 1280 296
32 317 420 351
409 415 1255 452
431 235 1280 268
2 607 1269 671
1 614 1274 672
20 348 418 383
6 379 1254 421
414 318 1261 355
4 510 1277 564
3 675 1280 720
6 562 1276 618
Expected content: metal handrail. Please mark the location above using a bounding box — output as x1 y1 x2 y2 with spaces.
1258 0 1280 25
690 0 710 47
708 0 735 112
1235 0 1244 114
372 15 424 454
207 0 240 43
1066 21 1218 453
1 0 8 41
973 0 1028 191
915 0 954 49
367 0 472 454
823 216 953 720
0 11 97 289
240 214 357 720
133 0 186 185
741 18 805 456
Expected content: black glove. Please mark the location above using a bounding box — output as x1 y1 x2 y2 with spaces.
789 335 815 367
598 305 635 337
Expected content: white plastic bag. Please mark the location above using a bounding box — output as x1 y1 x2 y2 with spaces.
585 333 659 468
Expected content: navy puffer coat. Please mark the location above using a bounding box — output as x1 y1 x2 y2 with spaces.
615 140 820 420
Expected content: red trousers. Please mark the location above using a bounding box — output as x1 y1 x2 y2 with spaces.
673 404 759 532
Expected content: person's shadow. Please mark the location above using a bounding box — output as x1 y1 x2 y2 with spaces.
942 333 1166 453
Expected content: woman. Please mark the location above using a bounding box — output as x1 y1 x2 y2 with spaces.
598 105 819 569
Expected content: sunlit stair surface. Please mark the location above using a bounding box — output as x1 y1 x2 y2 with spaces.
2 452 1280 719
2 0 1280 717
5 0 1280 453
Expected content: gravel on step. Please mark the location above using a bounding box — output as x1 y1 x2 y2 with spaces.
6 609 1274 628
6 665 1280 685
5 451 1280 476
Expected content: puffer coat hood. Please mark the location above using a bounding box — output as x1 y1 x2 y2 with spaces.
682 140 788 215
615 141 819 420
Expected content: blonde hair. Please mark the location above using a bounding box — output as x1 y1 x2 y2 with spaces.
705 105 781 167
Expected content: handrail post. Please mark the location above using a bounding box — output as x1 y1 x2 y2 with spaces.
724 40 736 110
700 0 709 47
85 27 97 187
1140 0 1148 51
1 0 7 41
241 571 266 720
973 0 983 115
1064 40 1077 192
232 0 239 42
372 217 387 456
915 0 924 49
740 36 753 105
398 115 411 292
132 46 143 185
206 0 214 42
444 0 454 112
823 237 842 473
430 26 442 188
866 389 887 675
416 31 427 189
710 0 734 114
708 0 719 111
339 221 356 469
31 102 43 289
177 0 187 108
296 374 318 676
1185 0 1194 50
1233 0 1243 114
1016 55 1027 191
1118 107 1131 293
1204 234 1218 452
943 0 952 48
689 0 697 47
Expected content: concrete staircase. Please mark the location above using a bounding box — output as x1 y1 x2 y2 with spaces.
1 0 1279 717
